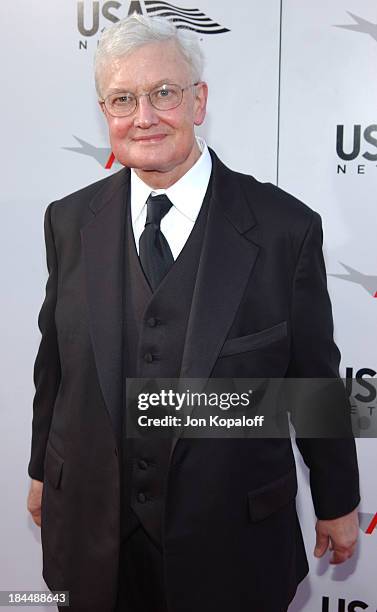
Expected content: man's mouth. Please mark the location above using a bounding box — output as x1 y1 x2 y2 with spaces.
133 134 168 143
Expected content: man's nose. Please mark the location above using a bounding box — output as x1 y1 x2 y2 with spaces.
133 95 159 128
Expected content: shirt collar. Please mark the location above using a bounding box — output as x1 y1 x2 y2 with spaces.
130 136 212 225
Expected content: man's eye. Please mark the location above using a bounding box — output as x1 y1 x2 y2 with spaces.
156 88 172 97
114 94 133 105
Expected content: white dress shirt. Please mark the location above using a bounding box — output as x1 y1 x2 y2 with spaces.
130 137 212 260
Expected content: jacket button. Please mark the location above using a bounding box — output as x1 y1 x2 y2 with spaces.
147 317 158 327
138 459 148 470
144 353 154 363
137 492 147 503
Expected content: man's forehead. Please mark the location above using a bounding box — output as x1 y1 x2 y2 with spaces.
102 41 190 91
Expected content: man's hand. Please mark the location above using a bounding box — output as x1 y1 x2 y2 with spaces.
314 508 359 564
27 479 43 527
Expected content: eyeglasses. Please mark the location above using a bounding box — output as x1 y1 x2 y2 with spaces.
101 82 199 117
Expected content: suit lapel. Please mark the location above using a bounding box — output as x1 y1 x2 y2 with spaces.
81 167 129 448
180 149 260 379
170 151 260 459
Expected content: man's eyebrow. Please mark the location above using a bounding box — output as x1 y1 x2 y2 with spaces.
105 79 177 95
149 79 176 88
105 88 131 95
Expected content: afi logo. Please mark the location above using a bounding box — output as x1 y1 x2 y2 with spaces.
335 12 377 44
322 597 370 611
329 263 377 298
62 136 119 169
358 512 377 535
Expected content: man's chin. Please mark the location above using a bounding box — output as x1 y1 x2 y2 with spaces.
118 154 176 174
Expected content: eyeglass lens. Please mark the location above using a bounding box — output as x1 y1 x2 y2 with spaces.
106 84 183 116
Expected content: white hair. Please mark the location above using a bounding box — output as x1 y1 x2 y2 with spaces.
94 14 204 99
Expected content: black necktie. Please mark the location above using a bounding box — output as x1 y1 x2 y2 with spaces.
139 193 174 290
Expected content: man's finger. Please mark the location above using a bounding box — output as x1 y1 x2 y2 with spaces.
330 548 351 564
315 509 359 564
27 481 43 528
314 532 329 558
329 539 357 564
30 510 42 527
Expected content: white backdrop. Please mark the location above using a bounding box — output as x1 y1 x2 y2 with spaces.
0 1 376 610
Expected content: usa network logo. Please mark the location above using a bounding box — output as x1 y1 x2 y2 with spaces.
346 367 376 435
322 596 376 611
335 13 377 176
336 124 377 176
77 0 230 49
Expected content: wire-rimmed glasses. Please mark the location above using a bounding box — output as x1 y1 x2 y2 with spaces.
101 82 200 117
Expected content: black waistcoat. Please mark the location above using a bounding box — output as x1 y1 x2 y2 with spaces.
120 181 211 546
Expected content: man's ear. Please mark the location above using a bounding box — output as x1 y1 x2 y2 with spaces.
194 81 208 127
98 101 106 115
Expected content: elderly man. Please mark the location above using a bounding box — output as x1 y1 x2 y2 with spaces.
27 14 359 612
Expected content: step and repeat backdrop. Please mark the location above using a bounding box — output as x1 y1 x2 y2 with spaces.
1 1 376 610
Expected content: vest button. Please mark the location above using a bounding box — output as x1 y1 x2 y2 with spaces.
144 353 154 363
138 459 148 470
147 317 158 327
137 492 147 504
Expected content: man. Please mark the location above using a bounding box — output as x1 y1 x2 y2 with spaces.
27 14 359 612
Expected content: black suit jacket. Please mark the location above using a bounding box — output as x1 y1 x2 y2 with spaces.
29 149 359 612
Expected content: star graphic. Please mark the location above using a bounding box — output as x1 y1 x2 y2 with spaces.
329 262 377 297
62 136 119 169
335 12 377 42
358 512 377 534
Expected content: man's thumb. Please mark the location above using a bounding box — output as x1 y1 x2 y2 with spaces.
314 531 329 558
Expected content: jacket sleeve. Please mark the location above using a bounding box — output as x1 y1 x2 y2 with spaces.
28 202 61 482
288 211 360 520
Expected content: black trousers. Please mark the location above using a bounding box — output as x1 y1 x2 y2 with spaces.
115 525 168 612
114 525 290 612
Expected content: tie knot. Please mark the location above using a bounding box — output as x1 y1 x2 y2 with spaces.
145 194 173 227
